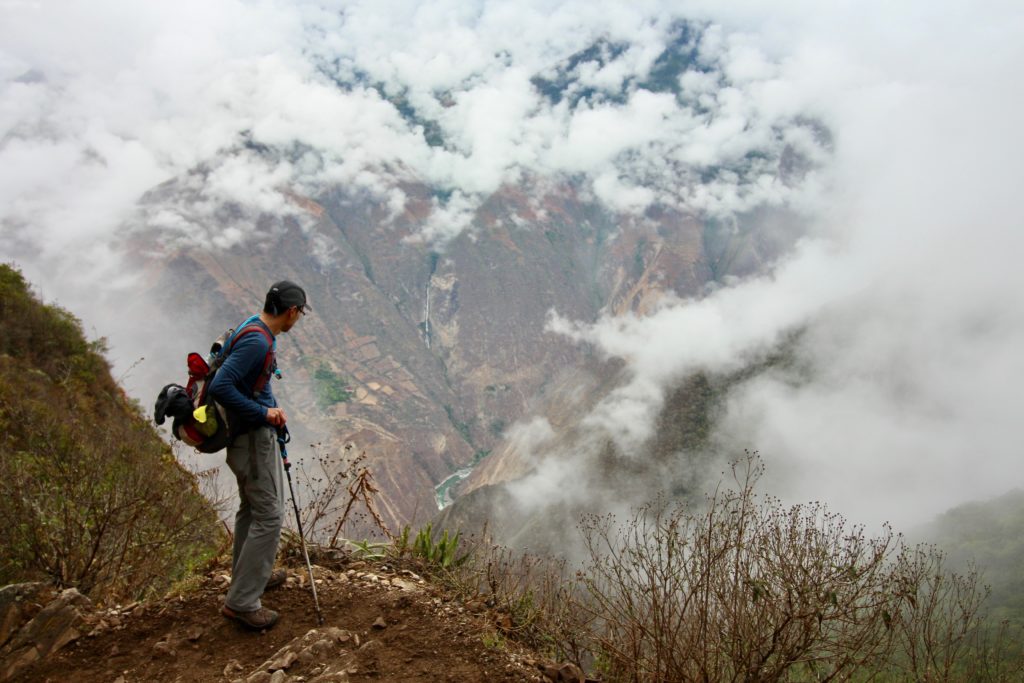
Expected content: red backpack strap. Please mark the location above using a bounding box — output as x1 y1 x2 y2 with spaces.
228 324 276 396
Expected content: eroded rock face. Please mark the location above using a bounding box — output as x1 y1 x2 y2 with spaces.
0 583 54 651
0 587 92 681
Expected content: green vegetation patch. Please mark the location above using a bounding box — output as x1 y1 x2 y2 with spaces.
313 363 353 407
443 403 473 443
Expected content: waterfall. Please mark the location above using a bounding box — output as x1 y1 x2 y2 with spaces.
423 276 431 349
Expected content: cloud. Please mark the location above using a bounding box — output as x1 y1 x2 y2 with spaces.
2 0 1022 532
413 190 480 245
540 0 1024 528
1 0 831 284
547 238 856 449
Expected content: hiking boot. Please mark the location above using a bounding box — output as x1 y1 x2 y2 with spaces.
264 568 287 591
221 604 279 631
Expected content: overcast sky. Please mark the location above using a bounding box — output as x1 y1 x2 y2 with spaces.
2 0 1022 528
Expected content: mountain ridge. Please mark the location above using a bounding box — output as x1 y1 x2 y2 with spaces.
128 172 788 536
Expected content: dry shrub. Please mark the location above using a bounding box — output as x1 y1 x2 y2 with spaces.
0 361 220 601
420 453 1024 681
292 443 393 544
573 453 1024 682
888 545 1024 682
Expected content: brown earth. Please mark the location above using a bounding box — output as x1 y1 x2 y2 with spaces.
10 557 551 683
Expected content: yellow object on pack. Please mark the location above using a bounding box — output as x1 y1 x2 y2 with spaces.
192 404 219 437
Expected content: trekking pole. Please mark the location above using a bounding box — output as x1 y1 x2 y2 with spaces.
276 426 325 625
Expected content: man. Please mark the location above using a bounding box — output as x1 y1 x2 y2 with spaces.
210 280 310 630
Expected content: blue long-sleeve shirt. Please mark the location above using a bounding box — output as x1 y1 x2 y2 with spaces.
208 317 277 432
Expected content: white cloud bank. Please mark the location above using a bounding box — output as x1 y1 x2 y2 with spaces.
540 1 1024 528
2 0 1022 527
1 0 828 270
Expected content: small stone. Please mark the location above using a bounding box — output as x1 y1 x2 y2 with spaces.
185 625 204 641
359 639 382 652
246 672 272 683
153 640 175 657
372 616 386 630
391 578 420 593
268 650 299 671
308 638 333 658
324 627 352 643
269 670 288 683
223 659 244 677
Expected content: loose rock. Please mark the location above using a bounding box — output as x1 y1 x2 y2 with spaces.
0 587 92 681
268 650 298 672
224 659 245 677
0 583 53 650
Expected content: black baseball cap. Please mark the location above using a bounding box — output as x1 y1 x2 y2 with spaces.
266 280 311 314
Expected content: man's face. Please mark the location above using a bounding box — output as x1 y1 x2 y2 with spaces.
282 306 305 332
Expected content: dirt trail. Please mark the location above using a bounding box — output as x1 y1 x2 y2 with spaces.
12 559 546 683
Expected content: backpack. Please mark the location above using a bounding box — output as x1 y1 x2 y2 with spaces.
154 318 275 453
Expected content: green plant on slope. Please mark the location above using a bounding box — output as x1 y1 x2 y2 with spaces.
347 539 387 560
411 523 466 569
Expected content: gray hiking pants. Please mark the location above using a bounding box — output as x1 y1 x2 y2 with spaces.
225 426 284 613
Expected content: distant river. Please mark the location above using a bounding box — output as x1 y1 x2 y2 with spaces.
434 466 474 510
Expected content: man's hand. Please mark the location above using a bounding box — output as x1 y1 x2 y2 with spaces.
266 407 287 427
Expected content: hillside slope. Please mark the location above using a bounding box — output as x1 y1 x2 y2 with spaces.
128 176 788 535
915 489 1024 622
0 263 220 601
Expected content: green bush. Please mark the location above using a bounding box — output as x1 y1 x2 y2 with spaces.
398 523 466 569
313 364 352 407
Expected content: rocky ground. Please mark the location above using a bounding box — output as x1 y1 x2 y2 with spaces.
1 555 590 683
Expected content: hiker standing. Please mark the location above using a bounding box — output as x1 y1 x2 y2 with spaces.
211 281 310 630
